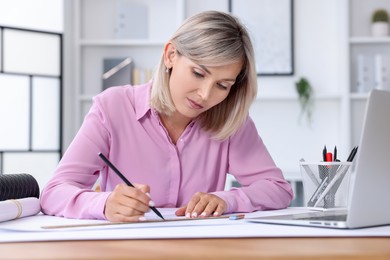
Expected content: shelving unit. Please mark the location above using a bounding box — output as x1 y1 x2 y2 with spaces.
73 0 183 124
350 37 390 44
348 0 390 147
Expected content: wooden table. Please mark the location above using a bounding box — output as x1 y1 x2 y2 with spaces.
1 238 390 259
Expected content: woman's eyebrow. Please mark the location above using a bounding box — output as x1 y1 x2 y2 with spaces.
199 64 211 75
198 64 237 82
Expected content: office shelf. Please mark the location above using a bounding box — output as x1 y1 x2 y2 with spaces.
350 37 390 44
79 39 167 47
348 0 390 146
350 93 370 100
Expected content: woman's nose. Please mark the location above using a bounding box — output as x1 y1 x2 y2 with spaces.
197 83 212 101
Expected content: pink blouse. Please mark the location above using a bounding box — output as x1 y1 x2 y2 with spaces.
40 82 293 219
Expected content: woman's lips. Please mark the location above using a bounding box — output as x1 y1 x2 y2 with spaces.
187 98 204 109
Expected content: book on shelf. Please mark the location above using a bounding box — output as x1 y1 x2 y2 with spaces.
355 53 390 93
355 54 374 93
114 1 148 39
132 68 153 85
102 57 133 90
374 54 389 91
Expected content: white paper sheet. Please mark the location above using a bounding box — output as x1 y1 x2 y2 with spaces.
0 208 244 232
0 208 389 243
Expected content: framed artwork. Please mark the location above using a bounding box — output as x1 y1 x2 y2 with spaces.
229 0 294 76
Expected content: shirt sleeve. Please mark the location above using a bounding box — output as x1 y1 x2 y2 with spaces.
211 117 294 213
40 93 113 220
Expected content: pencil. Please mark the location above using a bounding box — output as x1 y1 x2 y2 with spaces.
41 214 245 229
98 152 165 220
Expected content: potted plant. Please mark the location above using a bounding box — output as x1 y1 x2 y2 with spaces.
371 9 389 37
295 77 314 125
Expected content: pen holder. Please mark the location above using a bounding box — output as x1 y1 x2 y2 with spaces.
300 161 352 209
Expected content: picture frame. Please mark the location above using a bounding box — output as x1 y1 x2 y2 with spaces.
229 0 294 76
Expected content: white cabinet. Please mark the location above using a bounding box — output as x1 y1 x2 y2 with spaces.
348 0 390 147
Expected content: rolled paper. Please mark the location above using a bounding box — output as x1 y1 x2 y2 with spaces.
0 197 41 222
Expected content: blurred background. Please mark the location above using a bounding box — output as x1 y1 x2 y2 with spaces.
0 0 389 206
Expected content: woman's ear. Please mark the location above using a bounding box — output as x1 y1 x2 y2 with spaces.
163 42 176 69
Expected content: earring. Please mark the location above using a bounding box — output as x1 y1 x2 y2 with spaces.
165 67 171 73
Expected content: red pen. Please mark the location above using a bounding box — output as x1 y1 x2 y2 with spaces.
326 152 333 162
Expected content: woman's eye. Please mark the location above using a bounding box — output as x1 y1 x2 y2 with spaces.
217 83 229 90
193 70 204 78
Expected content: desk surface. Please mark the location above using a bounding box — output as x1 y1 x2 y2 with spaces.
1 238 390 260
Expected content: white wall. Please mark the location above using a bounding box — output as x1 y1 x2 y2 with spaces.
185 0 343 95
0 0 63 32
249 0 345 177
259 0 342 97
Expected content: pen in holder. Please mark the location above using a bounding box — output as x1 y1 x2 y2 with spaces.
300 161 352 209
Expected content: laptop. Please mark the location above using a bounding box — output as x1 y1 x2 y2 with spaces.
248 89 390 229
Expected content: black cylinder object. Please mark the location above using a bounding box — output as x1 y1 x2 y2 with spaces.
0 173 40 201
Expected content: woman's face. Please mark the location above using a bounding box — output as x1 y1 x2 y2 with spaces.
165 43 243 120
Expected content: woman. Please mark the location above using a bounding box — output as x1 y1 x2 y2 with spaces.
40 11 293 222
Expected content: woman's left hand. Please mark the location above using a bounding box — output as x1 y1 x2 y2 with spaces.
175 192 227 218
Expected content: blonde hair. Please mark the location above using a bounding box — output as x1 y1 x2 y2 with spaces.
150 11 257 140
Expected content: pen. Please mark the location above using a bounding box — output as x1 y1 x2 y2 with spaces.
98 152 165 220
347 146 358 162
322 145 327 161
325 152 333 177
326 152 333 163
319 146 328 182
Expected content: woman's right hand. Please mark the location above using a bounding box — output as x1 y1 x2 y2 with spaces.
104 183 154 222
